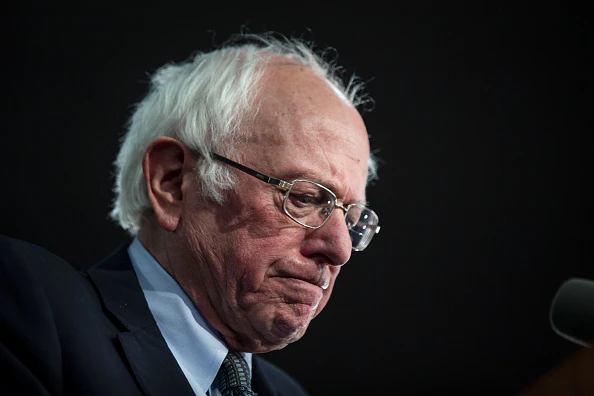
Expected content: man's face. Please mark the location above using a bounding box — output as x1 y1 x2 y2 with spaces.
174 61 370 352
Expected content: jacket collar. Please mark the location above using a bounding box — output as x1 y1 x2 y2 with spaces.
252 357 277 396
86 244 276 396
86 244 195 396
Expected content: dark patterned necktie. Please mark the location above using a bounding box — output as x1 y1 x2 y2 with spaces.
214 350 258 396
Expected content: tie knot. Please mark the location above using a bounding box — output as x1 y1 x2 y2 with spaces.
215 351 257 396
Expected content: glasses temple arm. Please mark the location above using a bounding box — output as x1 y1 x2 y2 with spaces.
211 153 291 190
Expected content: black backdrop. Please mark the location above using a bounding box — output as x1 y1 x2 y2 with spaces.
2 2 593 395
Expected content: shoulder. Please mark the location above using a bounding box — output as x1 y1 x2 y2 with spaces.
0 235 107 341
0 235 85 394
1 234 79 290
0 235 94 302
0 236 145 395
0 235 81 281
253 355 310 396
0 235 101 325
1 234 69 265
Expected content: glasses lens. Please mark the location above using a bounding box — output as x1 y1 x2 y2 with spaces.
284 181 335 228
345 204 380 251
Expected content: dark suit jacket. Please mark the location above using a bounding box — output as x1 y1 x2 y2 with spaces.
0 236 309 396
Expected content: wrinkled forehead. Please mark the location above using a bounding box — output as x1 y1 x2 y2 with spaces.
242 59 370 197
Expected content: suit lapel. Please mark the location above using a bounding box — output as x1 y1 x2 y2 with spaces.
252 357 276 396
86 245 194 396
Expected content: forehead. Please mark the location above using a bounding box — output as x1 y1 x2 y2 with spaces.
242 60 370 199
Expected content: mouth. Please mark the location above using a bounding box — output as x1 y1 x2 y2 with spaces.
275 273 330 291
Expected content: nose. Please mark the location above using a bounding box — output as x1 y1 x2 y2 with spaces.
301 208 352 266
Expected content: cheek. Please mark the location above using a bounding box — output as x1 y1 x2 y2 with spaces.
239 191 309 255
246 191 293 235
232 226 306 295
224 187 292 238
221 199 307 293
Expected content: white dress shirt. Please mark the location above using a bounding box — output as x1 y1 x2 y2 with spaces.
128 237 252 396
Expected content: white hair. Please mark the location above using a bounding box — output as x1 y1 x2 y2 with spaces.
110 32 377 235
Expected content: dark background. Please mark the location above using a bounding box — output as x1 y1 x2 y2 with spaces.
2 2 593 395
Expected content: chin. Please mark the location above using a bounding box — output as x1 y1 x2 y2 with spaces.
233 304 316 353
267 304 315 346
251 327 308 353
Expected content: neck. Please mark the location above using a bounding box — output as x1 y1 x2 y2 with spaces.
137 214 175 276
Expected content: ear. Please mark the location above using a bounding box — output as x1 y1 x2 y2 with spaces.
142 137 195 232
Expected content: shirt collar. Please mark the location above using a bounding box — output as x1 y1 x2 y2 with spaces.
127 237 252 395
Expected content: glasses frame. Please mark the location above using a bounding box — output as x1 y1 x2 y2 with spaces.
209 153 380 250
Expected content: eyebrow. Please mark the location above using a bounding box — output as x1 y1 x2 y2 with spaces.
211 153 368 206
278 169 368 206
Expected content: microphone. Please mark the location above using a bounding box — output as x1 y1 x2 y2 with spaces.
549 278 594 348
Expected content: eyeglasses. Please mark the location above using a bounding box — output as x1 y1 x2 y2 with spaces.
210 153 380 251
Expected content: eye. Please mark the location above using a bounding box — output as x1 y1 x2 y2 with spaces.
290 194 319 206
320 207 332 216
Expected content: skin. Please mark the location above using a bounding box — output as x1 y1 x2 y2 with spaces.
138 58 371 353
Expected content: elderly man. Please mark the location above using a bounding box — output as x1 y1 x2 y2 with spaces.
0 33 380 395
